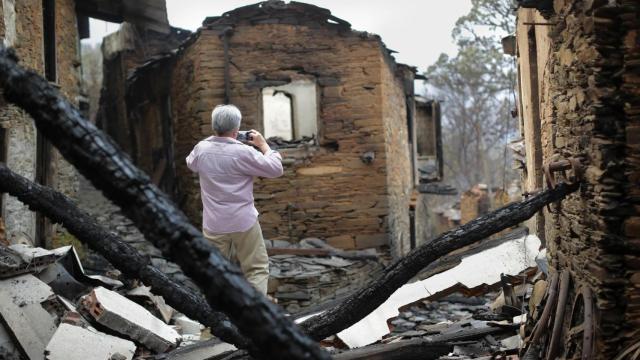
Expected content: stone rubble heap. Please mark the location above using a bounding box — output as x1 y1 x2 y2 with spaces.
0 244 216 360
265 237 385 313
75 177 198 292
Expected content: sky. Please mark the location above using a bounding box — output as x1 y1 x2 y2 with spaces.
86 0 472 73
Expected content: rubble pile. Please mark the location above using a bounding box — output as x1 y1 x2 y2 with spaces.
266 135 317 150
386 294 494 336
327 274 539 359
0 244 212 360
266 238 384 313
76 178 198 291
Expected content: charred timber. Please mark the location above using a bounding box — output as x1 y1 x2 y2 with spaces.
0 163 250 349
300 182 578 340
332 324 518 360
0 47 329 360
331 340 451 360
215 323 519 360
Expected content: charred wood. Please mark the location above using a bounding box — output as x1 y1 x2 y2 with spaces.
300 183 578 341
215 323 519 360
0 47 329 360
333 324 518 360
0 163 250 349
331 340 451 360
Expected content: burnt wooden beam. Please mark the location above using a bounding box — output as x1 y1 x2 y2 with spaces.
0 163 250 349
300 182 578 341
214 323 519 360
332 324 518 360
0 47 329 360
331 340 451 360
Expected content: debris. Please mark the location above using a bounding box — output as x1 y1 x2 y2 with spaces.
127 286 175 324
0 164 248 348
173 315 204 345
0 321 20 360
0 217 7 247
269 254 383 313
10 243 58 265
81 287 181 353
0 274 60 360
45 323 136 360
37 261 91 300
299 182 578 342
332 338 452 360
0 244 58 279
159 339 236 360
332 234 541 348
534 249 548 276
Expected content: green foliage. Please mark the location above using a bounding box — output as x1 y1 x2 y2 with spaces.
80 43 103 123
52 230 88 260
425 0 518 190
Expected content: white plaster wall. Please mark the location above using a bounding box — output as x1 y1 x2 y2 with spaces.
1 107 37 244
263 79 318 139
262 90 293 139
2 0 16 47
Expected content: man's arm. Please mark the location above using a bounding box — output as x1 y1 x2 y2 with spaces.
186 145 199 173
236 130 284 178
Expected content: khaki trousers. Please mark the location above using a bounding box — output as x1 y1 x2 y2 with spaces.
203 221 269 295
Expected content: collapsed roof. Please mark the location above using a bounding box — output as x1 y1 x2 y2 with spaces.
197 0 418 77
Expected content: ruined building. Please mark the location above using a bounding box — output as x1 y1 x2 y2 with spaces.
0 0 169 247
513 0 639 358
100 1 444 258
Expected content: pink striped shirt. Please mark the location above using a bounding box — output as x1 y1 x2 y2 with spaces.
186 136 283 234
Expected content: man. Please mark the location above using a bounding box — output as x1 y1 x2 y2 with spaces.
186 104 283 295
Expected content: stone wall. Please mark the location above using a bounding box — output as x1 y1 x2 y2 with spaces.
0 0 40 243
52 0 81 205
169 11 414 255
0 0 80 245
516 1 640 357
381 58 413 257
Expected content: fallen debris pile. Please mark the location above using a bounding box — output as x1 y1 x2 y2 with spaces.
0 244 212 360
266 238 384 313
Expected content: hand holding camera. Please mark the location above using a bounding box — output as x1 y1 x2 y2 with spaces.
237 130 270 154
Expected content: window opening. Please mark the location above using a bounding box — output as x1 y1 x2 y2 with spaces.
262 79 318 140
263 89 294 140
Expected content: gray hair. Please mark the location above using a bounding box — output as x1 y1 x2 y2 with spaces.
212 104 242 135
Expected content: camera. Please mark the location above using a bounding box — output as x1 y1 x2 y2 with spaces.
236 131 253 142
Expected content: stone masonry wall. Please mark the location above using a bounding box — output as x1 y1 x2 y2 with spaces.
1 0 43 243
51 0 80 203
620 0 640 348
171 21 412 253
381 58 412 257
0 0 80 244
517 1 639 357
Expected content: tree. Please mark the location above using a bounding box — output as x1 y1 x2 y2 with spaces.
81 42 103 123
425 0 518 190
